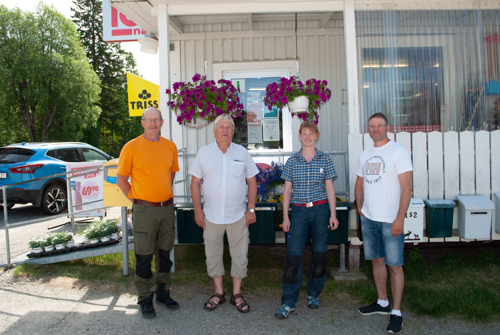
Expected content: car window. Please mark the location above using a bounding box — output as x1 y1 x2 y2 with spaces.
81 148 109 162
46 149 82 162
0 148 35 164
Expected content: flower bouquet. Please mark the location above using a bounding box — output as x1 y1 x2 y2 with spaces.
166 73 244 126
263 76 331 124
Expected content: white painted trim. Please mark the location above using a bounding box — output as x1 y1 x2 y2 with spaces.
158 4 171 140
344 0 360 134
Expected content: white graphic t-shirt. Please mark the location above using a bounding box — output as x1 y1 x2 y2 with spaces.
355 140 413 223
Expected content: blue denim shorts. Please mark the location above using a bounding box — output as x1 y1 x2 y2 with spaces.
360 216 404 267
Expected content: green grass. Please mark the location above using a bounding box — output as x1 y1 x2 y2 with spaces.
12 245 500 322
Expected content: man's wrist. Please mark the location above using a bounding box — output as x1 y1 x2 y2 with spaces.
247 208 255 213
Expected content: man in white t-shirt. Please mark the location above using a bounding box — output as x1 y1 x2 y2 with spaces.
355 113 413 334
189 114 258 314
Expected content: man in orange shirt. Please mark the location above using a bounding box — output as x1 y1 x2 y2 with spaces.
117 107 180 318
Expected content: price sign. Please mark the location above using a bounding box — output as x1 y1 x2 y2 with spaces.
67 162 105 217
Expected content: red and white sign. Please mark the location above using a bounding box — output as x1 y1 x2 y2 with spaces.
103 1 146 42
67 162 105 217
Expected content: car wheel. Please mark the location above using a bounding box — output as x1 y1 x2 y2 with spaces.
40 184 67 215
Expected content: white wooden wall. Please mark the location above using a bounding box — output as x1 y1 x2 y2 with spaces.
348 130 500 243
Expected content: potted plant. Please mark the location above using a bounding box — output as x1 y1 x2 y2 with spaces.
166 73 244 126
28 236 46 253
50 231 74 249
51 232 67 250
84 221 104 244
43 235 54 252
104 219 121 240
263 76 332 123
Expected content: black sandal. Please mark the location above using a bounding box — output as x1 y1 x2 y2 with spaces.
203 292 225 311
230 293 250 313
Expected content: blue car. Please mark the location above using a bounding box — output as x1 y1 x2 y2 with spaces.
0 142 112 215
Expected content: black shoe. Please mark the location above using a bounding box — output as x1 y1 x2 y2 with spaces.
386 314 403 334
358 302 391 315
139 300 156 318
156 290 180 310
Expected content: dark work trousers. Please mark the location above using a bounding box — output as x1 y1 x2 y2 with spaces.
132 202 175 303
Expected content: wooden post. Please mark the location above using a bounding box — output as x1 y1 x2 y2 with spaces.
348 243 361 273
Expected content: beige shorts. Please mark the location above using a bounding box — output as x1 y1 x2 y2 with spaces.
204 215 249 279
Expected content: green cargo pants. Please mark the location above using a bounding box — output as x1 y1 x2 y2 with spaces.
132 202 175 303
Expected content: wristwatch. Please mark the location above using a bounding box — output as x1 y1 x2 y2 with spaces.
247 208 255 213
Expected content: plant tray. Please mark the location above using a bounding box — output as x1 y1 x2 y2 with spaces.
26 238 121 259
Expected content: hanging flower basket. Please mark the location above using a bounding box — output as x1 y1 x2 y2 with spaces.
287 95 309 113
166 73 244 127
263 76 331 124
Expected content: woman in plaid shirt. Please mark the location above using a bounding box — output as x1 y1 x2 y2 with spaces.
275 121 339 320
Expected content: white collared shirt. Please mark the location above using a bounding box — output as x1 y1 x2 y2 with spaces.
189 142 259 224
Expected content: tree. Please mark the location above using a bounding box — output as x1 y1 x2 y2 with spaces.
0 4 101 144
72 0 143 157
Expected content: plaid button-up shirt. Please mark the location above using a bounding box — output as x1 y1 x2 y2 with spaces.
282 149 337 204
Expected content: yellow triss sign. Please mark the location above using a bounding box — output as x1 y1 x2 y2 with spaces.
126 72 159 116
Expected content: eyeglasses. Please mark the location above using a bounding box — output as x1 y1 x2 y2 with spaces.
369 124 387 130
142 118 162 124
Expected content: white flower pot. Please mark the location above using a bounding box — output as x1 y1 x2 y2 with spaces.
44 245 54 252
287 96 309 113
101 236 111 242
89 239 99 244
111 233 120 240
66 240 74 248
55 243 66 250
32 247 43 254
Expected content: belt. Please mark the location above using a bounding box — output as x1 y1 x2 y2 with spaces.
134 199 173 207
293 199 328 207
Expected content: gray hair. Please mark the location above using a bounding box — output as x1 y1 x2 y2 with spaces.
142 108 162 119
213 114 234 130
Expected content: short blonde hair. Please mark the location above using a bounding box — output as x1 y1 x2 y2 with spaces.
299 121 320 140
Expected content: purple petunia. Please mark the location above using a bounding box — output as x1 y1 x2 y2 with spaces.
281 96 288 104
192 74 201 82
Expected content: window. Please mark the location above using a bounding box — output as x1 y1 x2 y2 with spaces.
47 149 82 162
361 47 443 132
215 61 296 152
0 148 35 164
81 148 109 162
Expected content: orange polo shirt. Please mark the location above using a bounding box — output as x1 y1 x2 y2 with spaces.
118 135 179 202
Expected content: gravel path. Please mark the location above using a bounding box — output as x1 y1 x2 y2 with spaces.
1 270 500 335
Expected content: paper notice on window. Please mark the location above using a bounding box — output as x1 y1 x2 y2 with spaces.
247 102 262 122
263 118 280 141
248 122 263 144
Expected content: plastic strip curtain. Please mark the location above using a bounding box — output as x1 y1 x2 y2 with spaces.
355 2 500 133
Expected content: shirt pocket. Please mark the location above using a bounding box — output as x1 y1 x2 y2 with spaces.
231 160 245 176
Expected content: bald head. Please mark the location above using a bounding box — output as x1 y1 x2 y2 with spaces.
142 108 162 120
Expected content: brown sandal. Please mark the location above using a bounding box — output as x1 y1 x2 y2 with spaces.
230 293 250 313
203 292 225 311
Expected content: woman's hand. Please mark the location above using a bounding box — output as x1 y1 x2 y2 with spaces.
329 215 339 230
282 216 291 232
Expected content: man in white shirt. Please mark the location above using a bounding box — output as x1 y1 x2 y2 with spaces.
189 114 258 314
355 113 413 334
